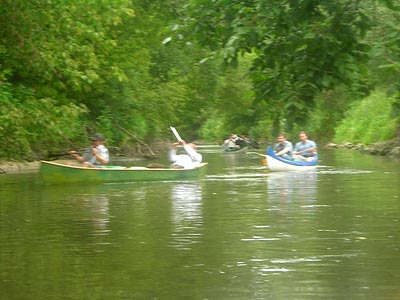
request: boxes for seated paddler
[273,133,293,160]
[292,131,317,161]
[169,140,202,169]
[69,133,109,167]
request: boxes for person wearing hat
[69,133,109,167]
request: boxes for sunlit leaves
[0,0,134,97]
[334,90,397,144]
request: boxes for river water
[1,148,399,300]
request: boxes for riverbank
[325,137,400,158]
[0,161,41,174]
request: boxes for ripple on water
[205,173,269,182]
[241,236,281,241]
[318,168,374,175]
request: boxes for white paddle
[170,126,184,142]
[170,126,201,164]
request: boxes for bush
[334,90,397,144]
[0,83,88,160]
[199,114,225,143]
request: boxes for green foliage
[0,84,30,160]
[0,84,87,160]
[199,115,225,143]
[1,0,135,98]
[0,0,221,158]
[177,0,371,131]
[95,108,117,145]
[199,54,264,142]
[334,91,397,144]
[297,86,356,143]
[1,0,400,162]
[365,2,400,92]
[248,119,275,143]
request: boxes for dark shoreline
[0,161,41,174]
[325,137,400,158]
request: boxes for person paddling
[292,131,317,161]
[273,133,293,160]
[69,133,109,167]
[169,140,202,169]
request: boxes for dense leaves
[0,0,399,160]
[177,0,372,130]
[0,0,219,160]
[1,0,134,96]
[0,83,87,160]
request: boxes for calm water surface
[1,149,400,300]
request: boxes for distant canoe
[223,146,247,153]
[40,161,208,184]
[266,146,318,172]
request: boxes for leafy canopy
[173,0,371,129]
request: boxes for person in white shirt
[222,134,240,151]
[69,133,109,167]
[169,140,202,169]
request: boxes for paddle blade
[170,126,183,142]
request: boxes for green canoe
[40,161,208,184]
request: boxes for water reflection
[39,185,112,251]
[266,171,318,203]
[80,194,110,236]
[169,183,203,251]
[68,192,112,252]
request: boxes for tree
[175,0,371,132]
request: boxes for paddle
[240,137,259,149]
[250,152,268,166]
[45,148,86,161]
[169,126,200,163]
[46,152,70,161]
[170,126,184,142]
[246,138,260,149]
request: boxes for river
[0,148,399,300]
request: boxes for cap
[89,133,105,141]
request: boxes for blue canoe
[265,146,318,171]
